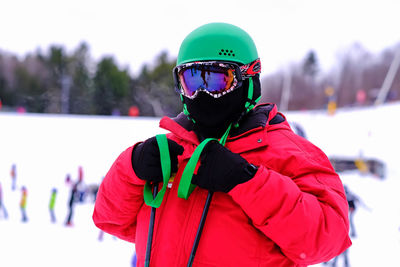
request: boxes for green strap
[180,94,196,123]
[245,77,254,109]
[177,124,232,200]
[143,134,171,208]
[244,77,261,112]
[177,138,217,199]
[219,123,232,146]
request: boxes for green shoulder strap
[177,138,216,199]
[143,134,171,208]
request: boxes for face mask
[184,80,248,138]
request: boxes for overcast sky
[1,0,400,76]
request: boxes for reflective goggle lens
[177,63,238,98]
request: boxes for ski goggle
[173,59,261,99]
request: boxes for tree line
[0,42,181,117]
[0,41,399,117]
[261,42,400,110]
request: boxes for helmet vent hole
[219,49,235,57]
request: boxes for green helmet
[176,22,262,135]
[177,22,259,66]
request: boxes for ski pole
[180,125,232,266]
[144,183,158,267]
[143,134,172,267]
[187,191,213,267]
[176,138,216,267]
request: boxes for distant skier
[10,164,17,191]
[65,167,84,226]
[326,185,364,267]
[76,166,87,203]
[49,188,57,223]
[88,177,102,203]
[290,121,307,139]
[65,173,72,186]
[330,249,350,267]
[131,250,137,267]
[20,186,28,222]
[344,185,361,238]
[98,229,105,241]
[65,182,78,226]
[86,183,99,203]
[0,182,8,219]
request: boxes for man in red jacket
[93,22,351,266]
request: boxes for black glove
[191,141,258,193]
[132,136,184,183]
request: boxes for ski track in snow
[1,103,400,267]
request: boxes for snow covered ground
[1,102,400,267]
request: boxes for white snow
[1,103,399,267]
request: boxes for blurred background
[1,0,399,116]
[1,0,400,266]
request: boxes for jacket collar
[159,103,282,147]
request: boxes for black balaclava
[183,79,252,139]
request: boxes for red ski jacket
[93,103,351,266]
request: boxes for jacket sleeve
[228,130,351,265]
[92,145,145,243]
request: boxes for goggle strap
[240,58,262,77]
[246,96,260,110]
[235,78,259,129]
[248,77,254,101]
[245,77,254,110]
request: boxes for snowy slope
[1,103,400,267]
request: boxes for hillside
[1,102,399,266]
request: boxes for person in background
[65,173,72,186]
[330,248,350,267]
[65,166,85,226]
[65,179,79,226]
[131,250,137,267]
[77,166,86,203]
[93,22,351,266]
[10,164,17,191]
[326,185,364,267]
[49,188,57,223]
[20,186,28,222]
[0,181,8,219]
[344,185,361,238]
